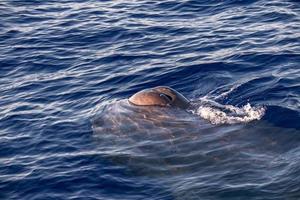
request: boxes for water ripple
[1,0,300,199]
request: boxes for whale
[128,86,190,109]
[92,88,206,177]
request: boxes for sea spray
[193,102,265,124]
[189,84,266,125]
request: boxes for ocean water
[1,0,300,199]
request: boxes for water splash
[190,84,266,125]
[195,102,265,125]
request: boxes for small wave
[197,103,265,125]
[190,98,265,125]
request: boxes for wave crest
[189,81,266,125]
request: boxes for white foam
[189,81,266,125]
[192,102,265,125]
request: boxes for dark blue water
[1,0,300,199]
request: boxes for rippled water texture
[1,0,300,199]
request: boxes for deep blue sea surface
[1,0,300,199]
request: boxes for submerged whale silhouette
[129,86,190,109]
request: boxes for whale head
[129,86,190,109]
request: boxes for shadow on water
[263,105,300,130]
